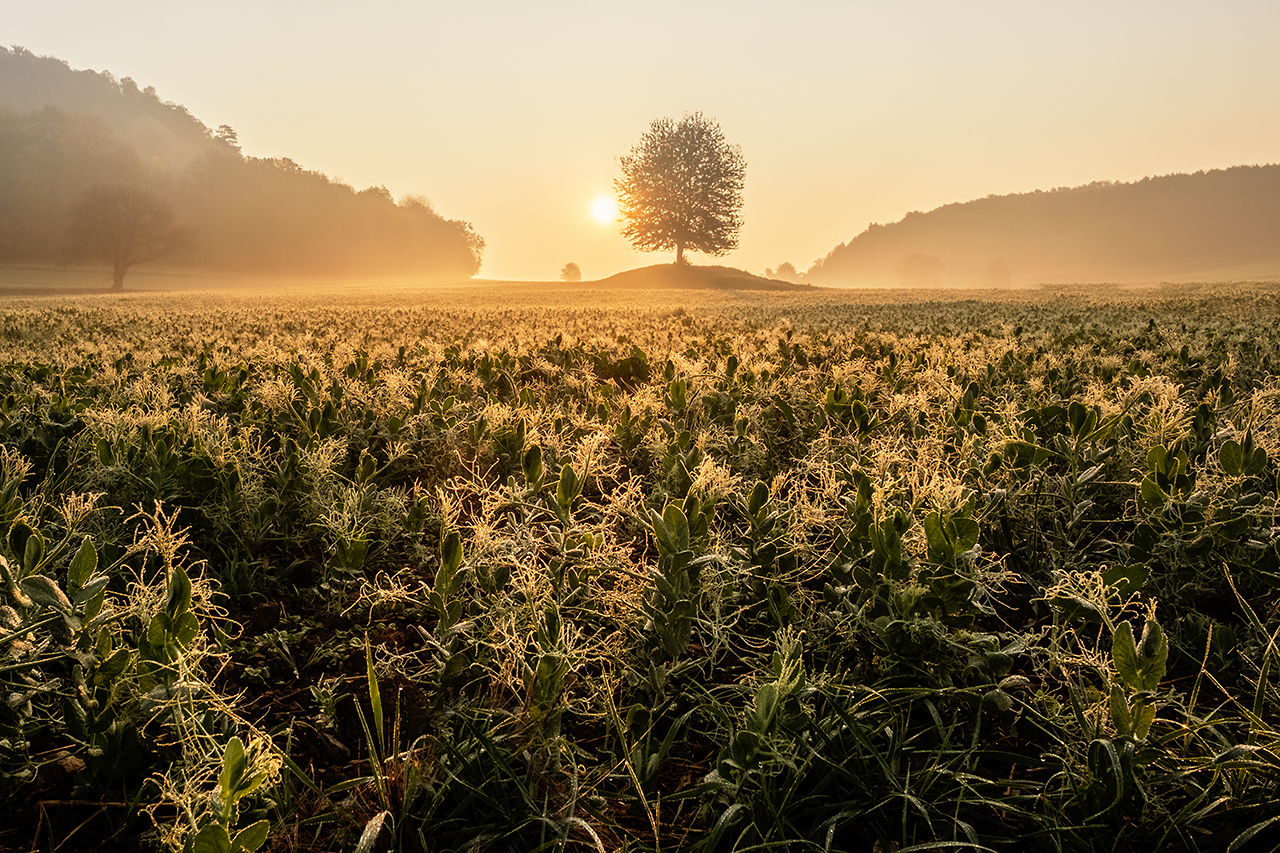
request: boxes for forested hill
[807,164,1280,287]
[0,46,484,278]
[0,45,220,171]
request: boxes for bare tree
[68,185,193,290]
[615,112,745,265]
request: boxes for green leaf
[166,565,193,620]
[1220,439,1245,477]
[1076,465,1103,486]
[172,611,199,648]
[20,575,71,611]
[952,517,980,552]
[1051,595,1103,625]
[1147,444,1168,475]
[97,647,130,682]
[1246,445,1269,477]
[662,504,690,555]
[923,511,949,561]
[219,736,248,807]
[649,509,674,558]
[1135,619,1168,691]
[72,574,109,606]
[95,627,113,659]
[148,612,173,648]
[233,763,267,805]
[1132,698,1156,740]
[1138,476,1167,512]
[83,582,107,621]
[68,538,98,591]
[521,445,543,487]
[1113,619,1167,692]
[753,683,778,731]
[542,606,562,647]
[365,635,384,760]
[1087,737,1127,811]
[1101,564,1148,597]
[556,463,580,509]
[7,521,32,569]
[1068,400,1089,437]
[930,575,977,610]
[747,481,769,518]
[440,530,462,580]
[22,529,44,572]
[1110,684,1132,737]
[191,823,232,853]
[1112,621,1140,689]
[231,819,270,853]
[653,572,678,602]
[982,688,1014,714]
[1006,440,1053,467]
[703,803,748,850]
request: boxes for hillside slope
[0,45,219,170]
[0,46,484,279]
[808,165,1280,287]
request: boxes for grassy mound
[596,262,810,291]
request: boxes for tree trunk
[676,243,685,265]
[111,266,125,291]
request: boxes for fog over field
[4,2,1279,282]
[4,42,1278,289]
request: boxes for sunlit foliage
[2,281,1280,851]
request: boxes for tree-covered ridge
[809,164,1280,287]
[0,46,484,280]
[0,45,220,170]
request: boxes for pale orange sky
[5,1,1279,281]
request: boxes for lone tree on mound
[615,112,745,265]
[68,185,193,290]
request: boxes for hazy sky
[5,1,1279,281]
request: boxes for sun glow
[590,194,618,224]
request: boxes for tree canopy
[615,112,745,265]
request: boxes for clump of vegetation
[3,280,1280,851]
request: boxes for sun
[590,194,618,224]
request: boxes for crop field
[3,279,1280,852]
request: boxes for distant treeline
[808,165,1280,287]
[0,46,484,278]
